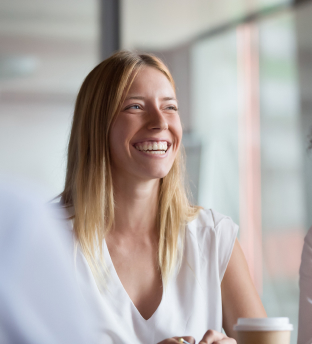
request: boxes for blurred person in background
[298,138,312,344]
[57,50,267,344]
[298,225,312,344]
[298,136,312,344]
[0,179,97,344]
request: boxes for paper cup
[233,317,293,344]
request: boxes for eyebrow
[125,96,177,101]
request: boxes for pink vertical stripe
[237,23,263,294]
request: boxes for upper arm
[221,239,267,338]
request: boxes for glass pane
[259,11,304,344]
[189,9,304,344]
[191,31,240,223]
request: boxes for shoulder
[300,226,312,278]
[0,184,75,260]
[186,208,238,258]
[304,226,312,247]
[47,202,76,247]
[185,208,239,281]
[187,208,238,237]
[49,201,74,223]
[301,226,312,263]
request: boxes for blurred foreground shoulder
[0,180,97,344]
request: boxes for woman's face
[109,66,182,182]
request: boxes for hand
[157,336,195,344]
[199,330,236,344]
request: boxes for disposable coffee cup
[233,317,293,344]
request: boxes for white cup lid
[233,317,293,331]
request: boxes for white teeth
[143,150,165,155]
[134,141,168,153]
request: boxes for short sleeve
[210,209,239,282]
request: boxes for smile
[134,141,169,155]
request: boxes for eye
[126,104,141,110]
[166,105,178,111]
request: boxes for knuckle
[206,329,215,335]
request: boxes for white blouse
[67,208,239,343]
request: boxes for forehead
[126,66,176,97]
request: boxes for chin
[141,167,171,180]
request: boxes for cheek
[109,123,127,165]
[110,116,129,146]
[171,118,183,147]
[109,116,138,160]
[111,114,141,141]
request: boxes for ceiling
[0,0,292,99]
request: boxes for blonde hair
[61,50,201,287]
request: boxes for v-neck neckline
[103,239,165,323]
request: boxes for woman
[60,51,266,343]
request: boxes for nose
[147,107,168,131]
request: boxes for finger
[173,336,196,344]
[157,338,180,344]
[211,340,236,344]
[198,329,227,344]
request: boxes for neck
[112,174,160,239]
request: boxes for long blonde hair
[61,50,201,287]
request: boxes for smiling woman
[61,52,198,287]
[109,66,182,181]
[59,51,266,344]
